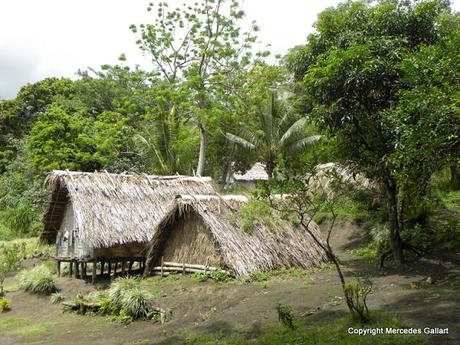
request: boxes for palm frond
[286,135,322,153]
[280,117,309,146]
[224,132,256,150]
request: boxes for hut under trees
[144,194,328,277]
[40,170,216,282]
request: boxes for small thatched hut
[144,195,327,277]
[40,170,216,281]
[232,162,269,188]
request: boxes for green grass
[440,190,460,210]
[163,314,427,345]
[349,243,379,263]
[8,321,60,337]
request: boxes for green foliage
[237,199,276,233]
[275,302,295,329]
[66,277,160,323]
[344,277,373,321]
[0,242,25,295]
[191,272,209,282]
[167,314,426,345]
[0,297,10,312]
[209,270,233,283]
[225,92,320,177]
[249,271,270,282]
[19,265,57,295]
[50,292,65,304]
[349,243,379,263]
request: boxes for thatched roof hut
[40,170,216,262]
[233,163,268,182]
[145,194,327,277]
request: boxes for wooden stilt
[114,261,117,275]
[121,261,126,275]
[128,261,133,274]
[82,263,87,279]
[100,261,105,275]
[92,260,96,284]
[108,261,112,275]
[57,261,61,277]
[75,262,80,279]
[69,261,73,277]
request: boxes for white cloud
[0,0,458,99]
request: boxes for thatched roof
[40,170,216,248]
[233,162,269,181]
[146,194,328,277]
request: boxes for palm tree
[225,92,320,178]
[134,107,182,175]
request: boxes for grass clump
[191,270,233,283]
[349,243,379,263]
[0,296,10,312]
[19,265,57,295]
[66,277,164,323]
[50,292,65,304]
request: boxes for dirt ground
[1,222,459,345]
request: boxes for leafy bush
[19,265,57,295]
[275,303,295,329]
[344,277,373,321]
[191,272,209,282]
[0,297,10,312]
[0,242,25,295]
[349,243,379,263]
[209,270,232,282]
[50,292,65,304]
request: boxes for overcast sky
[1,0,459,100]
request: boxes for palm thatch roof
[233,162,269,181]
[40,170,216,248]
[146,194,328,277]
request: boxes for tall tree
[287,0,457,265]
[130,0,264,176]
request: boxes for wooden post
[92,260,96,284]
[75,262,80,279]
[182,262,186,275]
[114,261,117,275]
[128,261,133,274]
[108,260,112,275]
[69,261,73,277]
[56,260,61,277]
[204,257,209,275]
[160,256,164,278]
[100,261,105,275]
[82,263,87,279]
[121,260,126,276]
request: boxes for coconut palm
[225,92,320,178]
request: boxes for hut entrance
[155,212,222,268]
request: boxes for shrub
[275,303,295,329]
[0,242,25,295]
[19,265,57,295]
[0,297,10,312]
[210,270,232,282]
[344,277,373,321]
[50,292,65,304]
[191,272,209,282]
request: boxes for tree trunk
[196,123,206,176]
[450,162,460,190]
[385,178,404,267]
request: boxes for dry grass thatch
[233,162,269,181]
[146,194,328,277]
[40,170,216,248]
